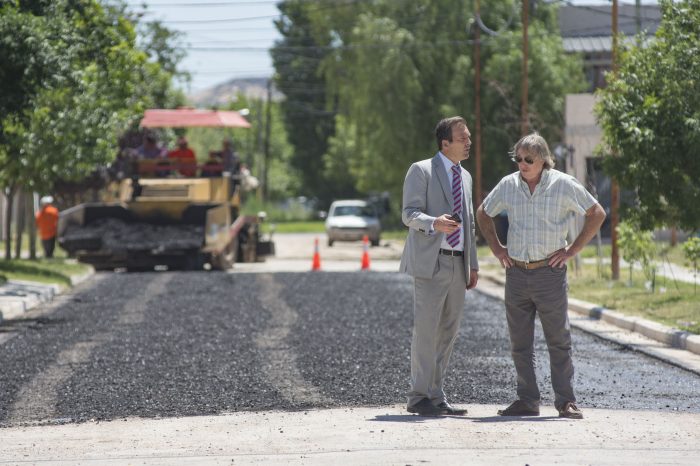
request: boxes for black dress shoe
[437,401,467,415]
[407,398,442,416]
[497,399,540,416]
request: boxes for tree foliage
[272,0,586,208]
[0,0,185,190]
[0,0,186,258]
[682,236,700,294]
[596,0,700,231]
[271,0,337,203]
[617,220,656,286]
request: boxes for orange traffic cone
[311,237,322,271]
[360,235,371,271]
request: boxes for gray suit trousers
[408,253,467,407]
[504,265,575,409]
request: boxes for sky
[121,0,283,93]
[120,0,659,94]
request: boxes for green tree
[682,237,700,294]
[0,0,184,259]
[617,220,657,289]
[186,93,297,203]
[596,0,700,231]
[481,24,587,188]
[271,0,585,211]
[320,0,584,205]
[271,0,337,204]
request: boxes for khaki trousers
[504,265,575,409]
[408,253,466,407]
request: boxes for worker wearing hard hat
[35,196,59,258]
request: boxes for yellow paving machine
[58,109,274,271]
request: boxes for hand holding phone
[449,213,461,223]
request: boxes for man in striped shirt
[476,132,605,419]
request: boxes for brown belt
[512,258,549,270]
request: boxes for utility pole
[262,78,272,202]
[474,0,483,207]
[521,0,529,136]
[611,0,620,280]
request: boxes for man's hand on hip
[492,245,513,268]
[548,247,574,268]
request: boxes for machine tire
[371,237,380,247]
[327,238,334,247]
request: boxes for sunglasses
[510,155,535,165]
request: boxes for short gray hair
[509,132,555,169]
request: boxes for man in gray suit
[400,116,479,416]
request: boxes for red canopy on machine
[140,108,251,128]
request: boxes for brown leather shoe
[558,402,583,419]
[437,401,467,415]
[497,399,540,416]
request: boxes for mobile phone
[449,213,461,223]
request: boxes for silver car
[325,200,381,247]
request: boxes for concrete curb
[479,270,700,357]
[0,268,95,324]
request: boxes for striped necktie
[446,164,462,248]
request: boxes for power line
[189,69,275,74]
[161,14,280,24]
[121,1,278,6]
[179,26,279,32]
[187,38,279,45]
[130,0,373,24]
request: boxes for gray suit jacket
[399,153,478,280]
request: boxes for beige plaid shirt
[482,169,598,261]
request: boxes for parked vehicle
[325,200,381,247]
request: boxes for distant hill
[187,77,283,107]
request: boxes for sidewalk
[0,269,93,323]
[1,403,699,465]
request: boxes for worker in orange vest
[167,136,197,177]
[35,196,59,258]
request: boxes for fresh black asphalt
[0,271,698,426]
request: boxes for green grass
[260,221,410,238]
[0,237,70,259]
[480,263,700,334]
[0,258,91,286]
[577,241,691,268]
[480,250,700,334]
[567,264,700,334]
[264,221,325,233]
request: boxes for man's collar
[438,151,459,170]
[518,168,550,187]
